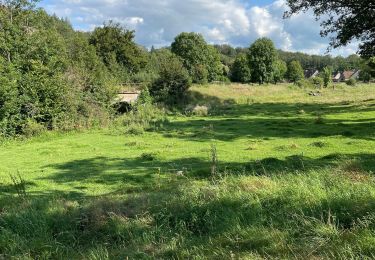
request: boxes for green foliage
[346,78,357,86]
[322,67,333,88]
[272,59,287,83]
[192,64,209,84]
[89,21,147,74]
[287,60,304,83]
[278,50,362,72]
[311,76,324,88]
[150,54,192,104]
[248,38,277,84]
[136,87,153,106]
[171,32,223,83]
[230,53,251,83]
[0,1,116,137]
[285,0,375,57]
[119,103,167,134]
[359,57,375,82]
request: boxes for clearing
[1,83,375,259]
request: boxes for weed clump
[140,152,159,161]
[310,141,328,148]
[314,115,324,124]
[186,104,209,116]
[116,103,167,135]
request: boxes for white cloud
[41,0,358,56]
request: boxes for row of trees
[1,0,374,137]
[0,1,148,137]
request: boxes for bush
[136,87,153,106]
[296,79,314,88]
[22,119,46,137]
[150,55,192,104]
[311,77,324,88]
[192,105,209,116]
[346,78,357,86]
[117,103,167,134]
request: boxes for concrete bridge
[116,90,141,104]
[115,83,143,104]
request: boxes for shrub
[125,124,145,135]
[296,79,314,88]
[136,87,153,106]
[192,105,209,116]
[346,78,357,86]
[322,67,333,88]
[140,152,160,161]
[150,55,192,104]
[119,103,167,134]
[311,77,324,88]
[22,119,46,137]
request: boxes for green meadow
[1,83,375,259]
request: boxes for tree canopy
[287,60,304,83]
[284,0,375,57]
[171,32,223,83]
[248,38,277,84]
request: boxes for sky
[39,0,359,56]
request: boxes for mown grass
[0,83,375,259]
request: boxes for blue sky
[39,0,358,56]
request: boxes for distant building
[333,72,341,82]
[340,70,361,81]
[304,69,319,79]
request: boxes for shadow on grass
[1,158,375,259]
[28,152,375,194]
[160,96,375,141]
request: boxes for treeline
[214,44,363,72]
[0,1,154,137]
[1,1,374,137]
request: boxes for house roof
[341,70,355,80]
[304,70,319,78]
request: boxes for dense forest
[0,1,374,138]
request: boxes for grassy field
[1,83,375,259]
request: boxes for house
[304,69,319,79]
[333,72,341,82]
[340,70,361,81]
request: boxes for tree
[89,21,147,74]
[272,60,287,84]
[248,38,277,84]
[359,57,375,82]
[171,32,223,83]
[230,53,251,83]
[284,0,375,57]
[287,61,304,83]
[322,67,333,88]
[150,54,192,104]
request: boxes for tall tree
[322,67,333,88]
[89,21,147,74]
[284,0,375,57]
[171,32,223,83]
[272,59,288,84]
[248,38,277,84]
[230,53,251,83]
[287,60,304,83]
